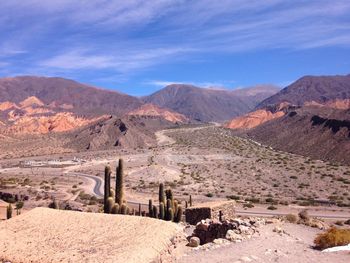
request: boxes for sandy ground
[177,223,350,263]
[0,208,182,263]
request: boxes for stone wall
[185,201,236,225]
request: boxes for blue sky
[0,0,349,96]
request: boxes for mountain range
[226,73,350,164]
[0,74,349,164]
[143,84,279,122]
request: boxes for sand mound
[0,208,181,263]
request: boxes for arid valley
[1,1,350,262]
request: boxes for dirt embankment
[0,208,182,263]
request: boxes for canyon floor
[1,124,350,216]
[0,124,350,262]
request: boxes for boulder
[188,236,200,247]
[225,230,243,242]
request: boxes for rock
[232,218,244,225]
[250,255,259,260]
[309,219,328,230]
[213,238,228,244]
[226,229,243,242]
[240,256,252,262]
[188,237,200,247]
[265,249,272,255]
[196,222,209,231]
[238,225,255,236]
[266,218,281,224]
[273,226,283,234]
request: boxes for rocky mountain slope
[0,96,105,134]
[245,106,350,164]
[257,74,350,109]
[68,115,176,151]
[0,76,142,116]
[225,109,285,130]
[127,103,188,123]
[226,73,350,164]
[143,84,278,122]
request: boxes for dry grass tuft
[314,227,350,249]
[285,214,298,223]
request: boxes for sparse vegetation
[314,227,350,249]
[285,214,298,223]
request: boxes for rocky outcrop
[143,84,278,122]
[127,103,188,123]
[4,112,102,134]
[257,74,350,109]
[225,110,285,130]
[191,217,263,245]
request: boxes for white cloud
[145,80,236,88]
[1,0,350,77]
[39,46,193,72]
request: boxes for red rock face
[127,103,188,123]
[0,96,106,134]
[225,109,285,130]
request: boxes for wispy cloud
[145,80,236,89]
[0,0,349,81]
[39,46,193,72]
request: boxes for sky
[0,0,349,96]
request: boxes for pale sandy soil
[0,208,182,263]
[177,223,350,263]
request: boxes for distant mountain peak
[257,74,350,109]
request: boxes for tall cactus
[166,189,175,211]
[138,203,141,216]
[120,203,127,214]
[115,159,124,206]
[111,204,119,214]
[152,205,158,218]
[174,205,183,223]
[6,204,12,219]
[107,197,115,213]
[148,199,153,217]
[189,195,192,207]
[174,200,178,216]
[159,183,166,206]
[167,208,174,221]
[166,189,173,202]
[159,202,165,220]
[109,188,115,198]
[166,199,172,220]
[53,200,59,210]
[104,165,111,213]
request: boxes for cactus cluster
[102,158,184,223]
[159,184,183,222]
[103,158,129,215]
